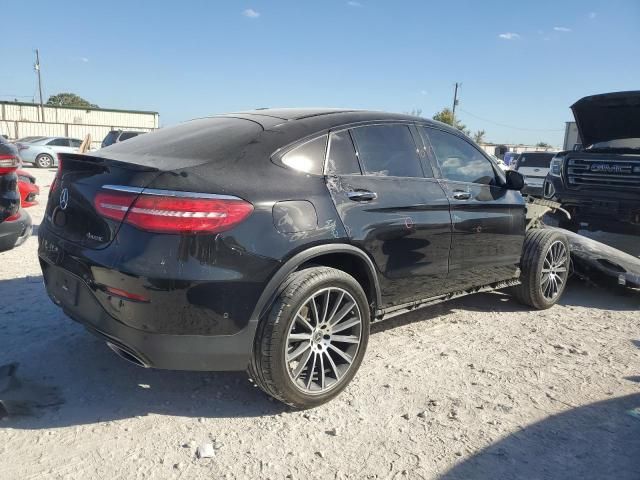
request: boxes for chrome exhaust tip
[106,342,149,368]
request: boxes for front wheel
[35,154,53,168]
[513,229,570,309]
[249,266,370,408]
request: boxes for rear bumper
[40,259,256,371]
[0,209,32,252]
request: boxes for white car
[17,137,82,168]
[512,151,557,196]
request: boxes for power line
[458,108,564,132]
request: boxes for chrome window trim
[102,185,242,201]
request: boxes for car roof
[217,108,453,133]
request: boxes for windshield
[17,136,46,143]
[589,138,640,150]
[101,131,120,148]
[516,152,555,168]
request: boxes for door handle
[452,190,471,200]
[347,190,377,202]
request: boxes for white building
[478,142,561,158]
[0,101,159,148]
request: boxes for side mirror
[505,170,525,191]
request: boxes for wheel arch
[249,243,381,326]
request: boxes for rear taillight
[0,155,20,174]
[17,144,29,151]
[94,189,253,234]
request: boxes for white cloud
[242,8,260,18]
[80,57,89,63]
[498,32,520,40]
[588,12,597,19]
[347,1,362,6]
[420,90,428,96]
[553,26,572,32]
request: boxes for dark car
[544,91,640,232]
[101,130,146,149]
[38,109,569,407]
[0,137,32,252]
[512,151,557,197]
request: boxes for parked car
[512,151,557,196]
[17,136,82,168]
[503,151,520,167]
[544,91,640,233]
[491,155,509,171]
[101,130,146,148]
[39,109,569,408]
[17,169,39,207]
[0,137,32,252]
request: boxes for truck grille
[566,157,640,190]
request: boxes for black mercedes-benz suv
[39,109,569,407]
[544,91,640,233]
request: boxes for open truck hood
[571,91,640,147]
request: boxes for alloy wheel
[37,155,52,168]
[541,240,569,300]
[285,287,363,395]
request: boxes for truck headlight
[550,156,563,176]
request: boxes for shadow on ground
[440,393,640,480]
[0,273,637,430]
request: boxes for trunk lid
[45,154,160,249]
[571,91,640,147]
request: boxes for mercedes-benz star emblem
[59,188,69,210]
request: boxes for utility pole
[34,49,44,122]
[451,82,460,126]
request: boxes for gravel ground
[1,168,639,480]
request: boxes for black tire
[513,229,570,310]
[248,266,370,408]
[35,154,53,168]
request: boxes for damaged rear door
[325,123,452,307]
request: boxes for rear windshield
[516,152,555,168]
[95,117,263,170]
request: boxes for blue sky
[2,0,639,145]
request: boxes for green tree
[473,129,486,143]
[432,108,470,135]
[46,93,98,108]
[536,141,552,149]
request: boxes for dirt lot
[1,168,639,480]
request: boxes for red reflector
[0,155,19,174]
[94,189,254,234]
[105,286,149,302]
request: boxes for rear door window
[70,139,82,148]
[427,128,498,185]
[350,124,424,178]
[47,138,70,147]
[326,130,361,175]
